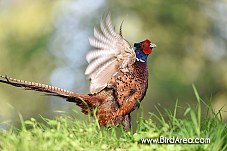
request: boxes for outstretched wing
[85,14,136,94]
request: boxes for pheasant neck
[135,48,148,62]
[133,60,148,101]
[134,60,148,76]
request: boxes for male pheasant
[0,15,156,130]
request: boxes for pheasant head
[134,39,156,62]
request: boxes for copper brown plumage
[0,14,156,130]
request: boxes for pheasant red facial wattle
[141,39,152,54]
[0,14,156,131]
[140,39,157,55]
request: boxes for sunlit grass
[0,87,226,151]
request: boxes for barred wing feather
[85,15,136,94]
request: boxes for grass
[0,87,226,151]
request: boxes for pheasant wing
[85,14,136,94]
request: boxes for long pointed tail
[0,75,105,114]
[0,75,77,98]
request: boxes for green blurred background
[0,0,226,129]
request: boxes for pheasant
[0,14,156,130]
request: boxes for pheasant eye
[141,43,147,48]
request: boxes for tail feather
[0,75,76,98]
[0,75,106,114]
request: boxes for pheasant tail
[0,75,104,114]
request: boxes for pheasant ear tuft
[134,43,140,48]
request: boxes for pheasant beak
[150,43,157,48]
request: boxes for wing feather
[90,59,116,93]
[89,38,112,50]
[85,14,136,94]
[100,19,112,40]
[85,55,114,75]
[86,49,115,63]
[106,14,117,36]
[94,28,112,45]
